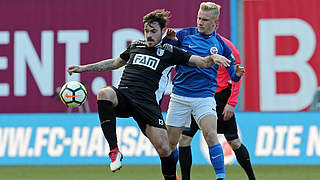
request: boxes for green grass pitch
[0,165,319,180]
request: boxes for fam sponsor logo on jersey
[210,46,218,55]
[133,54,160,70]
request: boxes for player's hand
[222,104,234,121]
[67,65,84,75]
[166,28,178,41]
[235,64,245,77]
[211,54,230,67]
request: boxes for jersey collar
[197,29,217,39]
[154,40,163,48]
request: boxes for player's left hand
[166,28,178,41]
[235,64,245,77]
[222,104,235,120]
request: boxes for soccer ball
[59,81,87,108]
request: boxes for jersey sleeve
[218,37,241,82]
[119,44,131,61]
[171,46,192,65]
[227,44,242,107]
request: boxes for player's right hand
[211,54,230,67]
[222,104,235,120]
[67,65,84,75]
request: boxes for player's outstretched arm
[187,54,231,68]
[67,56,127,75]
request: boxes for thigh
[145,125,171,156]
[191,96,217,125]
[215,88,238,136]
[167,125,185,150]
[215,89,230,116]
[181,115,200,137]
[198,114,218,133]
[221,115,239,140]
[132,100,166,134]
[217,110,238,135]
[110,86,132,117]
[166,93,192,127]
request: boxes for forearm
[231,72,241,82]
[82,59,117,72]
[227,78,242,107]
[188,55,214,68]
[202,56,215,68]
[227,64,241,82]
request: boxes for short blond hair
[199,2,221,20]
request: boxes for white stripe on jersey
[155,66,173,104]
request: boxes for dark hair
[143,9,171,29]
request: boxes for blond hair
[199,2,221,20]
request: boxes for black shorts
[111,86,166,134]
[182,87,239,141]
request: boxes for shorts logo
[133,54,160,70]
[159,119,164,125]
[157,48,164,56]
[210,46,218,55]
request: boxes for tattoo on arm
[117,58,127,67]
[84,59,118,72]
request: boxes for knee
[97,87,116,101]
[202,128,217,140]
[168,144,175,152]
[157,143,171,157]
[179,135,193,147]
[202,128,219,146]
[228,138,242,150]
[168,140,178,152]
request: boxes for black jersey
[119,40,192,102]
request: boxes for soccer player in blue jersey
[178,36,256,180]
[163,2,245,180]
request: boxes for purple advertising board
[0,0,230,113]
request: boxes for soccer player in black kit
[67,9,231,180]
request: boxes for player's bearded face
[144,22,164,47]
[197,10,216,35]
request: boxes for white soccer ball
[59,81,87,108]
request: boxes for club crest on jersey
[210,46,218,55]
[157,48,164,56]
[133,54,160,70]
